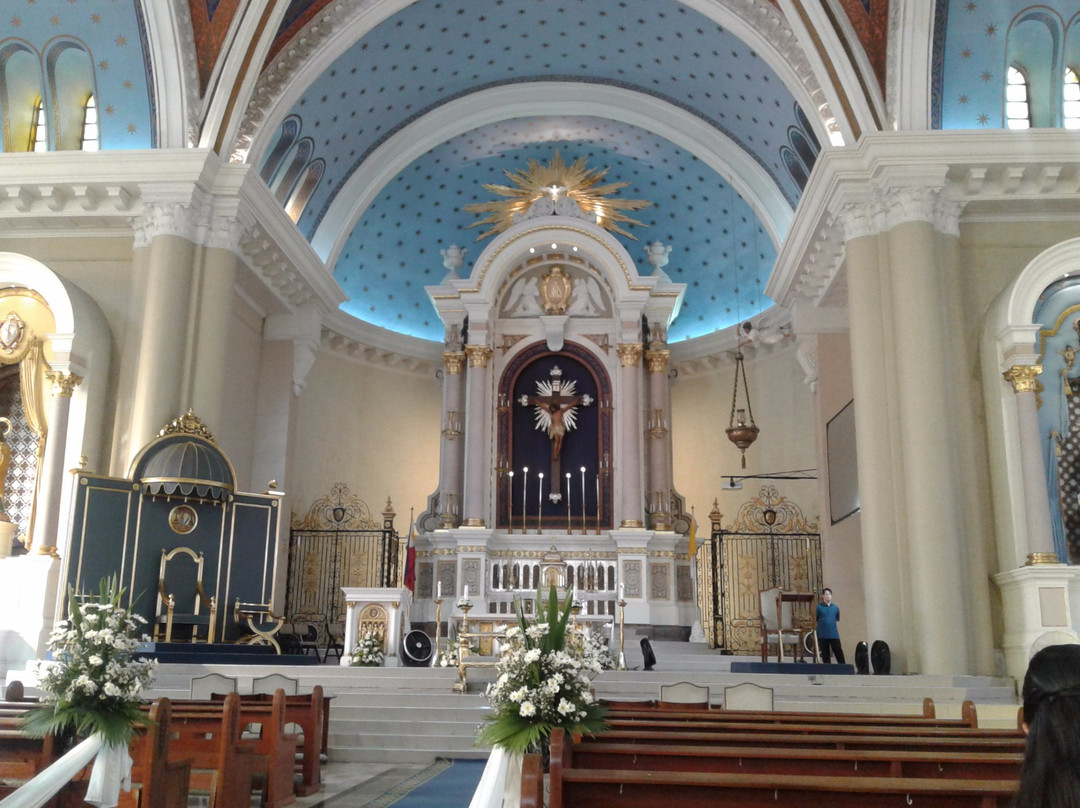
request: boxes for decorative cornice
[1003,364,1043,394]
[232,0,368,162]
[617,343,643,367]
[133,200,199,247]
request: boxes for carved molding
[617,343,643,367]
[1003,364,1042,395]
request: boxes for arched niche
[983,237,1080,570]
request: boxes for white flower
[509,687,528,703]
[519,701,536,717]
[524,649,541,663]
[88,655,103,666]
[558,698,576,716]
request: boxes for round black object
[403,630,433,667]
[870,640,891,675]
[854,641,869,674]
[639,637,657,671]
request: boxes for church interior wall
[812,330,868,654]
[671,344,817,529]
[292,350,442,528]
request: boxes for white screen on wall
[827,399,860,524]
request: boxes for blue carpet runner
[367,758,486,808]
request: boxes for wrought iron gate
[285,484,402,621]
[696,486,821,654]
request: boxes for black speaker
[854,641,869,674]
[403,630,433,667]
[870,640,891,675]
[640,637,657,671]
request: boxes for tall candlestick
[580,467,587,533]
[565,472,572,533]
[596,474,601,533]
[522,467,529,534]
[507,470,514,533]
[537,472,544,533]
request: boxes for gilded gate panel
[695,486,822,654]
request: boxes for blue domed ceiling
[334,118,776,342]
[265,0,817,345]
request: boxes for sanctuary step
[135,642,321,666]
[6,640,1021,766]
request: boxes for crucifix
[519,366,593,502]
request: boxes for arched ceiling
[256,0,816,344]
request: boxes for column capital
[45,371,83,397]
[443,351,466,374]
[1003,364,1043,394]
[644,349,670,373]
[132,199,199,248]
[617,343,643,367]
[465,344,493,368]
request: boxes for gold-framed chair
[154,547,217,643]
[758,587,813,663]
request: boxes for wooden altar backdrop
[696,486,822,654]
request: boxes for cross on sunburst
[464,151,651,241]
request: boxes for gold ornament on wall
[464,151,650,241]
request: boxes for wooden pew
[120,699,191,808]
[566,738,1022,780]
[602,716,1021,741]
[548,728,1018,808]
[0,700,57,797]
[595,727,1026,754]
[604,697,982,728]
[156,692,260,808]
[163,690,298,808]
[190,687,325,795]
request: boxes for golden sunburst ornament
[463,151,651,241]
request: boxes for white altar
[341,586,412,667]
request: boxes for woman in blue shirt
[816,588,845,664]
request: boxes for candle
[507,470,514,531]
[522,467,529,534]
[580,467,587,532]
[619,582,625,600]
[538,472,544,531]
[566,472,572,531]
[437,581,442,599]
[464,584,469,598]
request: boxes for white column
[644,348,672,530]
[439,351,467,528]
[31,372,81,556]
[885,202,969,674]
[462,344,493,527]
[189,232,241,433]
[1002,365,1058,563]
[128,203,197,457]
[836,206,910,668]
[616,344,644,528]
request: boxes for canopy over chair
[759,587,813,663]
[155,546,218,643]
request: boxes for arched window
[272,138,314,204]
[0,43,43,152]
[46,41,95,150]
[260,116,301,184]
[1006,66,1032,129]
[781,147,809,191]
[80,94,99,151]
[29,96,48,151]
[285,159,324,223]
[1065,67,1080,129]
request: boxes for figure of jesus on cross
[519,366,593,502]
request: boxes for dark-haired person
[815,588,845,664]
[1014,643,1080,808]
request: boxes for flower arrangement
[24,576,157,746]
[476,586,607,754]
[350,632,385,666]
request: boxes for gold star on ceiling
[126,123,136,134]
[463,150,650,241]
[11,16,20,26]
